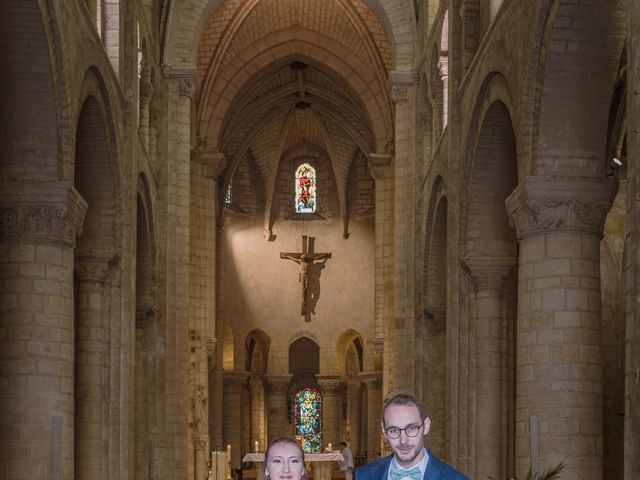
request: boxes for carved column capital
[460,256,517,292]
[372,339,384,360]
[223,371,250,392]
[195,150,227,179]
[0,183,87,246]
[75,253,120,284]
[389,70,418,103]
[265,374,292,395]
[317,376,341,396]
[506,176,618,239]
[359,373,381,390]
[163,64,198,98]
[249,375,264,392]
[369,153,393,181]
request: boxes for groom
[356,394,467,480]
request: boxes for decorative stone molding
[223,371,250,392]
[0,183,87,246]
[265,375,292,395]
[423,304,446,332]
[389,70,418,103]
[196,150,227,179]
[369,153,393,181]
[75,254,121,284]
[359,373,381,390]
[317,377,341,396]
[460,256,517,292]
[206,337,217,360]
[372,338,384,360]
[162,64,198,98]
[506,176,618,239]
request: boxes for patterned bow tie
[389,466,422,480]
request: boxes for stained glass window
[224,181,232,204]
[294,387,322,453]
[295,163,316,213]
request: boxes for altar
[242,452,344,480]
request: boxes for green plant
[488,462,565,480]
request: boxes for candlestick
[254,440,259,453]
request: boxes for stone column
[346,378,361,452]
[361,373,382,462]
[506,176,617,479]
[249,376,266,452]
[462,257,516,480]
[158,65,196,477]
[369,153,393,392]
[0,183,86,480]
[628,3,640,478]
[223,372,249,469]
[75,255,119,480]
[318,377,341,448]
[265,375,292,442]
[437,57,449,130]
[390,70,418,394]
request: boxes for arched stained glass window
[294,387,322,452]
[295,163,316,213]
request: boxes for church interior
[1,0,640,479]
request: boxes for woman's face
[265,443,305,480]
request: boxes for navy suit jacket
[355,451,468,480]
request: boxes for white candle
[327,442,332,452]
[254,440,259,453]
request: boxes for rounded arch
[336,330,364,377]
[246,329,271,374]
[0,0,62,181]
[527,0,626,176]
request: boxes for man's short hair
[383,394,427,426]
[339,441,347,447]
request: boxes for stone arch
[463,97,518,480]
[200,34,391,152]
[420,176,448,459]
[73,69,120,480]
[0,0,62,182]
[246,329,271,374]
[526,0,626,176]
[134,172,158,480]
[336,330,364,377]
[289,335,320,375]
[162,0,416,71]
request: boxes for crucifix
[280,235,332,316]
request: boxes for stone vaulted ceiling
[195,0,394,238]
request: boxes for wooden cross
[280,235,332,316]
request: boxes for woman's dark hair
[264,437,306,480]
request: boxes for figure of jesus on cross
[280,235,331,316]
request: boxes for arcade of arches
[2,1,640,480]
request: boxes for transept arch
[336,330,364,377]
[246,329,271,374]
[525,0,626,176]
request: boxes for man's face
[382,403,431,468]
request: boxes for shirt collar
[388,448,429,478]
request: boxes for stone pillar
[628,3,640,478]
[346,378,361,452]
[369,153,393,390]
[318,377,341,448]
[158,65,196,478]
[249,376,266,452]
[462,257,516,480]
[437,57,449,130]
[0,183,87,480]
[194,437,208,480]
[75,255,119,480]
[223,372,249,469]
[422,305,446,458]
[361,373,382,462]
[265,375,291,442]
[390,70,418,394]
[506,176,617,479]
